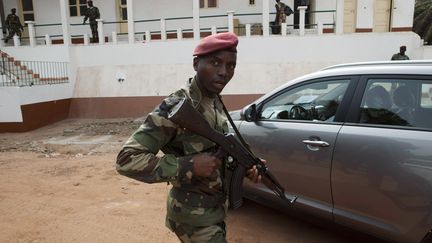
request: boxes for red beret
[193,32,239,56]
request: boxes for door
[344,0,356,33]
[373,0,391,32]
[17,0,34,38]
[240,77,354,219]
[332,76,432,242]
[117,0,128,34]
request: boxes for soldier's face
[11,9,16,14]
[194,50,237,97]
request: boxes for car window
[359,78,432,129]
[421,83,432,108]
[259,79,350,122]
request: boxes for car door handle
[302,140,330,147]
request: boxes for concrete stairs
[0,51,67,86]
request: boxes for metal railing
[0,54,69,87]
[0,9,336,46]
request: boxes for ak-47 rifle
[166,98,296,209]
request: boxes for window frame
[256,76,357,124]
[345,74,432,131]
[69,0,87,17]
[200,0,218,8]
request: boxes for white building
[0,0,431,132]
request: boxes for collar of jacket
[187,76,207,108]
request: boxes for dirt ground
[0,119,386,243]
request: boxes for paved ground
[0,119,387,243]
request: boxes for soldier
[83,0,100,43]
[4,8,24,43]
[391,45,410,61]
[275,0,288,26]
[116,32,264,242]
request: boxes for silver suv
[232,61,432,243]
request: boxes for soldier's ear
[193,57,199,71]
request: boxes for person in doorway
[391,45,410,61]
[83,0,100,43]
[275,0,288,26]
[4,8,24,43]
[116,32,265,242]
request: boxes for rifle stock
[167,98,295,209]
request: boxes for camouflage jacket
[84,6,100,23]
[391,53,410,61]
[116,77,229,226]
[5,14,22,29]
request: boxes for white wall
[0,87,22,122]
[70,32,423,99]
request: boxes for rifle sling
[217,95,251,153]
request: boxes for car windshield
[259,80,350,121]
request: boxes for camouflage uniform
[83,6,100,42]
[391,53,410,61]
[275,2,287,24]
[5,13,23,43]
[116,77,230,243]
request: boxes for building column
[25,21,36,47]
[193,0,200,40]
[227,10,235,33]
[298,6,308,36]
[335,0,344,34]
[45,34,52,46]
[160,18,166,40]
[97,19,104,44]
[127,0,135,44]
[59,0,70,46]
[262,0,269,37]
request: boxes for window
[21,0,34,21]
[120,0,127,21]
[359,78,432,129]
[249,0,255,5]
[200,0,217,8]
[69,0,87,17]
[259,79,350,122]
[421,84,432,108]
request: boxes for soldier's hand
[246,159,266,183]
[192,153,222,177]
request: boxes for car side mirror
[242,104,258,122]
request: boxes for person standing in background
[83,1,101,43]
[4,8,24,43]
[391,46,410,61]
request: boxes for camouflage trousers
[5,27,21,41]
[166,218,227,243]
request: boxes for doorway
[343,0,357,33]
[373,0,392,32]
[117,0,128,34]
[17,0,34,38]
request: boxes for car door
[332,75,432,243]
[239,77,356,219]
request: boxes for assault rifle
[166,98,296,209]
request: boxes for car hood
[229,109,242,121]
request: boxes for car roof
[254,60,432,105]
